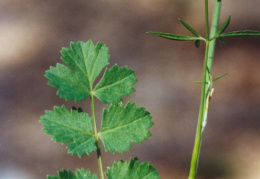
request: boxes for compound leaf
[147,32,202,41]
[93,65,137,104]
[47,169,97,179]
[40,106,96,157]
[45,40,110,102]
[99,102,153,153]
[106,158,160,179]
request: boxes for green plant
[41,1,260,178]
[148,0,260,178]
[40,40,160,178]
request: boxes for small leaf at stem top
[106,158,160,179]
[99,102,153,153]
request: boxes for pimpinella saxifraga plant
[40,40,161,179]
[148,0,260,178]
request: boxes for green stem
[90,93,104,179]
[207,0,222,71]
[188,1,222,179]
[188,40,210,179]
[205,0,210,40]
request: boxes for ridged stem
[207,0,222,71]
[188,40,210,179]
[188,0,222,178]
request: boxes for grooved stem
[188,0,222,178]
[188,40,210,179]
[207,1,222,71]
[90,93,104,179]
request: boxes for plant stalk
[90,93,105,179]
[188,40,210,179]
[207,0,222,71]
[188,0,222,179]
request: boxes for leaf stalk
[90,93,105,179]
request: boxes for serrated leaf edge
[40,105,97,157]
[93,64,137,104]
[98,102,153,153]
[106,158,160,179]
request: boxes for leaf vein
[52,73,89,93]
[70,136,96,152]
[66,49,88,79]
[99,115,148,135]
[44,117,94,137]
[94,73,133,92]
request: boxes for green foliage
[94,65,137,104]
[40,106,96,157]
[147,1,260,178]
[106,158,160,179]
[47,169,97,179]
[147,31,202,41]
[99,102,153,153]
[41,40,159,178]
[213,16,231,38]
[41,1,260,178]
[147,31,205,49]
[147,19,206,48]
[148,15,260,48]
[47,159,160,179]
[45,40,137,104]
[179,19,202,48]
[213,73,228,81]
[40,102,153,156]
[45,41,109,102]
[218,30,260,37]
[194,40,201,48]
[216,30,260,45]
[178,18,201,37]
[218,37,226,46]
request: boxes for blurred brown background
[0,0,260,178]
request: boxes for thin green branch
[188,41,210,179]
[208,0,222,71]
[188,0,222,178]
[205,0,209,40]
[90,93,104,179]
